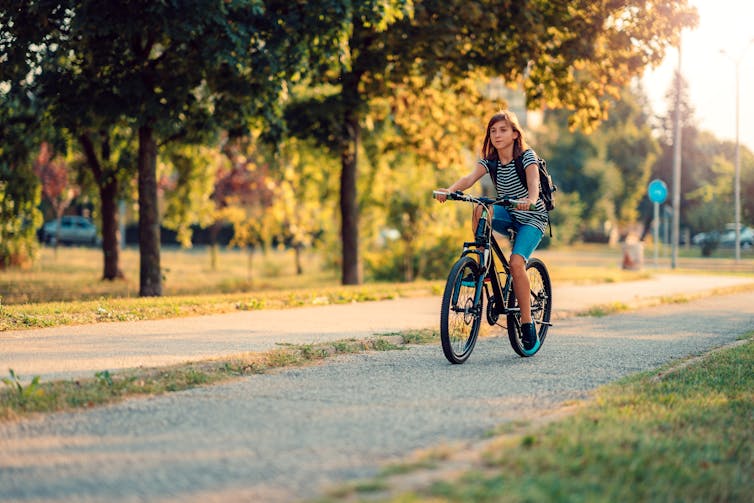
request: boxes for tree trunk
[137,125,162,296]
[294,244,303,275]
[403,239,414,282]
[340,76,362,285]
[100,178,123,280]
[209,221,221,271]
[79,132,123,280]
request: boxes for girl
[435,110,548,353]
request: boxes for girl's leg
[510,254,532,323]
[472,204,483,233]
[509,224,544,325]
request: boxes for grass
[0,329,437,422]
[322,334,754,502]
[0,281,444,331]
[0,245,673,332]
[1,245,339,305]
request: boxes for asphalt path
[2,274,753,383]
[1,278,754,502]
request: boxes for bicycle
[433,190,553,363]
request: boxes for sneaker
[521,322,539,351]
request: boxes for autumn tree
[287,0,697,284]
[214,137,280,281]
[160,144,226,251]
[33,142,80,249]
[276,138,339,276]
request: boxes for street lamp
[721,37,754,262]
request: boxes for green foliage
[537,85,660,242]
[1,369,44,407]
[647,72,754,238]
[685,155,734,233]
[365,232,461,282]
[0,92,44,268]
[94,370,114,388]
[287,0,696,283]
[161,144,226,247]
[544,191,585,246]
[275,137,340,252]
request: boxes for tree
[0,91,44,268]
[287,0,697,284]
[33,142,79,251]
[596,86,660,237]
[77,127,137,280]
[276,138,339,276]
[160,143,225,250]
[538,84,659,244]
[4,1,339,295]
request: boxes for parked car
[691,230,718,246]
[41,216,99,246]
[719,224,754,249]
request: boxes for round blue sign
[648,179,668,204]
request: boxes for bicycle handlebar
[432,190,535,210]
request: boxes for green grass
[323,335,754,502]
[1,245,339,305]
[0,282,444,331]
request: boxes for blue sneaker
[521,322,540,353]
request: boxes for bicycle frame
[458,201,518,324]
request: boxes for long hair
[481,110,529,161]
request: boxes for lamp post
[721,37,754,262]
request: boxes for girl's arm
[517,161,541,210]
[435,162,487,202]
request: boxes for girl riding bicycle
[435,110,548,352]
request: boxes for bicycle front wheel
[440,255,483,364]
[507,257,552,357]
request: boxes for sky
[641,0,754,152]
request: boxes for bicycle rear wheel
[440,255,483,364]
[506,258,552,357]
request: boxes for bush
[364,232,462,282]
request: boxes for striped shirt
[479,148,549,234]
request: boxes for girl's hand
[433,189,450,203]
[515,198,536,211]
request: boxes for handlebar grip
[502,198,537,211]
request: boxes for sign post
[648,179,668,267]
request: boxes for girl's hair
[481,110,529,161]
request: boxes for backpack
[488,152,557,235]
[487,153,557,212]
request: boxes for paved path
[2,274,753,383]
[1,284,753,502]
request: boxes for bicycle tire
[440,255,483,364]
[506,258,552,357]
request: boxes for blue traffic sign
[648,179,668,204]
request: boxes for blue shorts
[491,206,544,261]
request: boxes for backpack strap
[513,154,528,191]
[486,158,497,187]
[515,154,553,238]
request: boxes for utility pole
[721,38,754,262]
[671,40,682,269]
